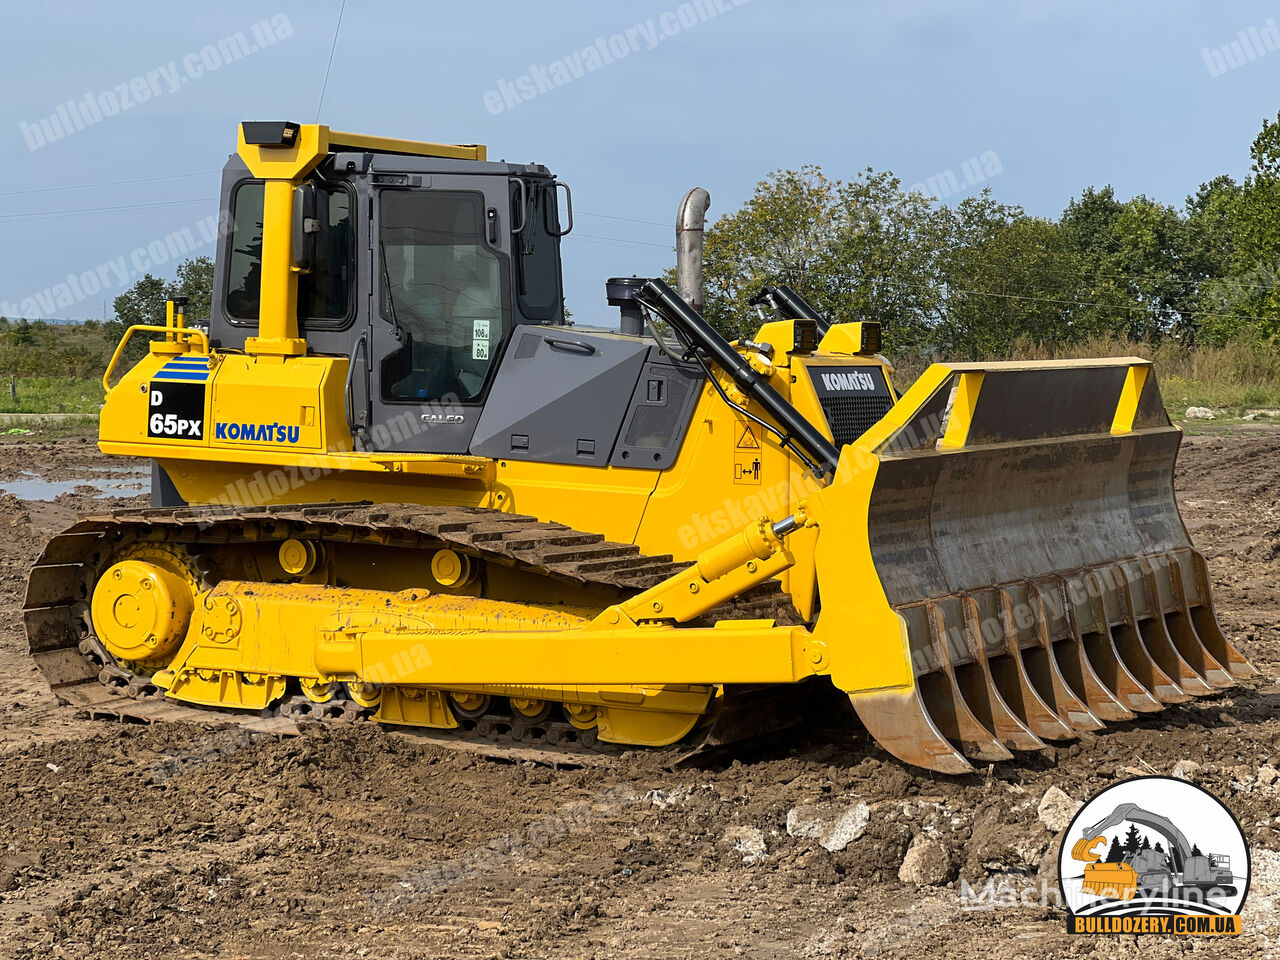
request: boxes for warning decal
[734,455,762,484]
[733,420,762,484]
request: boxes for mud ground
[0,431,1277,959]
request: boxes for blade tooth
[1189,604,1256,681]
[991,588,1077,741]
[848,689,973,775]
[1168,612,1234,689]
[851,604,977,772]
[1033,578,1138,723]
[1183,551,1257,680]
[1134,558,1213,696]
[1110,564,1190,703]
[956,595,1047,753]
[1164,553,1234,688]
[1018,582,1105,733]
[921,603,1013,762]
[1073,569,1165,713]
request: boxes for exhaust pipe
[676,187,711,313]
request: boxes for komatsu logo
[214,421,301,443]
[820,370,878,392]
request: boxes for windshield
[379,190,509,402]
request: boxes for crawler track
[23,502,802,754]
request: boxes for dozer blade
[1080,862,1138,901]
[811,359,1251,774]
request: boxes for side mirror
[292,182,319,272]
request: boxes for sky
[3,0,1280,323]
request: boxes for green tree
[106,256,215,365]
[8,319,36,347]
[172,256,215,322]
[934,191,1081,355]
[1059,187,1193,342]
[1183,175,1242,343]
[109,273,168,330]
[698,165,838,339]
[1198,112,1280,341]
[697,165,948,349]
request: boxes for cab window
[378,190,510,403]
[512,180,563,322]
[224,180,355,326]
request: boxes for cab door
[359,177,514,454]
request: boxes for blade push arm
[634,278,841,476]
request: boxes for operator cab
[208,144,570,455]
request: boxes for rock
[1184,406,1215,420]
[1013,834,1050,865]
[1172,760,1201,782]
[644,785,693,809]
[721,826,767,864]
[1036,786,1081,833]
[898,835,955,887]
[785,801,870,852]
[1259,765,1278,787]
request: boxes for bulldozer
[1072,803,1238,901]
[22,122,1254,773]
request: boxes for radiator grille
[818,394,894,448]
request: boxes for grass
[0,377,104,415]
[0,414,98,440]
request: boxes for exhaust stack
[676,187,711,313]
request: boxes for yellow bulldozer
[22,122,1253,773]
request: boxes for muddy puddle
[0,465,147,501]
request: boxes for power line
[566,232,672,251]
[315,0,348,121]
[0,170,218,199]
[567,237,665,254]
[576,210,670,229]
[0,197,217,224]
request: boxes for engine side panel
[471,328,700,470]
